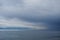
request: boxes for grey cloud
[0,0,23,6]
[0,0,60,30]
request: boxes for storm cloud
[0,0,60,30]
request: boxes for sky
[0,0,60,30]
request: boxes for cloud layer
[0,0,60,30]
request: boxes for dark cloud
[0,0,60,30]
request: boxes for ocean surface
[0,30,60,40]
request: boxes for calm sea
[0,30,60,40]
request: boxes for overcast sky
[0,0,60,30]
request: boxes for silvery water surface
[0,29,60,40]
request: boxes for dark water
[0,30,60,40]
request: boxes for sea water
[0,30,60,40]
